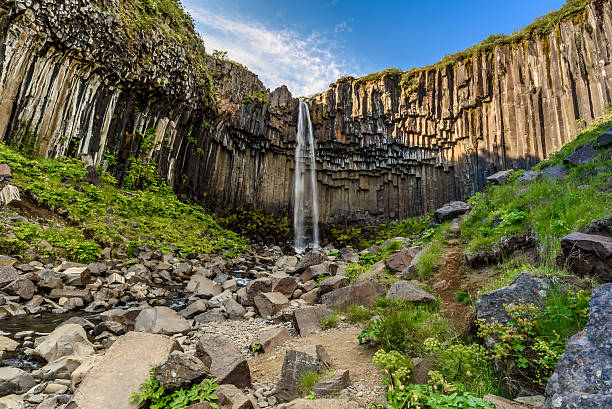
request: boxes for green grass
[0,143,246,262]
[298,370,334,397]
[319,313,340,330]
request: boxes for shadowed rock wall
[2,0,612,224]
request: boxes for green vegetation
[298,370,335,397]
[217,208,290,246]
[330,215,428,249]
[130,369,219,409]
[460,111,612,264]
[478,288,590,388]
[241,90,268,104]
[0,143,246,261]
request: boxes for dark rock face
[312,370,351,396]
[154,352,209,390]
[564,142,597,166]
[195,335,252,388]
[275,345,331,402]
[434,202,471,224]
[475,273,551,325]
[2,1,612,224]
[486,170,512,185]
[561,232,612,282]
[542,283,612,409]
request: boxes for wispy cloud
[334,21,352,33]
[185,6,356,96]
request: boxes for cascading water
[293,101,319,253]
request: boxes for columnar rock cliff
[1,0,612,225]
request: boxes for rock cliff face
[2,0,612,225]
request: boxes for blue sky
[183,0,566,96]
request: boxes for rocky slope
[2,0,612,226]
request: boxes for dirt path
[248,325,385,407]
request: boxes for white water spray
[293,101,319,253]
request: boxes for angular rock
[434,201,470,224]
[59,267,90,286]
[271,275,299,297]
[516,170,540,184]
[0,395,25,409]
[134,306,191,335]
[0,335,18,357]
[49,289,92,302]
[486,170,512,185]
[179,300,208,318]
[319,275,349,295]
[284,398,359,409]
[2,277,35,300]
[194,309,227,324]
[34,324,95,363]
[70,355,102,391]
[385,247,418,272]
[339,248,359,263]
[312,369,351,396]
[254,292,289,317]
[185,275,222,298]
[299,288,319,305]
[475,273,551,325]
[293,305,333,336]
[244,278,272,306]
[275,345,331,402]
[0,185,20,205]
[195,335,251,388]
[561,232,612,282]
[216,384,254,409]
[69,332,181,409]
[387,281,436,303]
[154,351,209,390]
[300,262,337,282]
[564,141,596,166]
[34,355,84,380]
[484,395,538,409]
[0,367,36,394]
[223,297,246,319]
[597,127,612,147]
[541,164,569,180]
[402,245,428,279]
[276,256,298,269]
[294,249,328,273]
[542,283,612,409]
[0,266,19,287]
[321,280,386,310]
[252,327,291,352]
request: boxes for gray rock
[0,394,25,409]
[34,355,84,380]
[0,266,19,287]
[294,249,328,273]
[321,280,386,310]
[564,141,596,166]
[244,278,272,306]
[487,170,512,185]
[271,275,299,298]
[541,164,569,181]
[254,292,289,317]
[216,384,254,409]
[561,232,612,282]
[597,127,612,147]
[293,305,333,336]
[275,345,331,402]
[542,284,612,409]
[34,324,95,363]
[196,334,251,388]
[339,248,359,263]
[281,399,359,409]
[154,351,209,390]
[0,367,36,394]
[385,247,418,272]
[434,201,471,224]
[194,309,226,324]
[223,297,246,319]
[387,281,436,303]
[300,262,334,282]
[134,306,191,335]
[475,273,551,325]
[251,327,291,353]
[2,277,35,300]
[319,276,349,295]
[312,369,351,396]
[402,245,429,279]
[179,300,208,318]
[516,170,540,184]
[185,275,222,298]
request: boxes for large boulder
[195,335,251,388]
[68,332,181,409]
[34,324,95,363]
[434,201,470,224]
[293,305,333,336]
[244,278,272,306]
[34,355,85,380]
[319,276,349,295]
[475,273,551,325]
[564,141,596,166]
[294,249,328,273]
[542,283,612,409]
[134,306,191,335]
[251,327,292,353]
[275,345,331,402]
[154,351,209,390]
[0,336,18,359]
[2,277,35,300]
[541,164,569,181]
[516,170,540,184]
[339,248,359,263]
[271,275,299,298]
[0,367,36,395]
[216,384,255,409]
[0,395,25,409]
[385,247,418,272]
[561,232,612,282]
[387,281,436,303]
[486,170,512,185]
[321,280,386,310]
[300,262,335,282]
[312,369,351,396]
[185,275,222,298]
[0,266,19,287]
[254,292,289,317]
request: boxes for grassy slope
[0,144,246,263]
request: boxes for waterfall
[293,101,319,253]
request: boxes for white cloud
[334,21,352,33]
[185,5,356,96]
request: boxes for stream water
[293,101,320,253]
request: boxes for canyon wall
[1,0,612,225]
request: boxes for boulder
[434,201,470,224]
[194,309,226,324]
[2,277,35,300]
[387,281,436,303]
[516,170,540,184]
[34,355,84,380]
[294,249,328,273]
[254,292,289,317]
[0,185,20,205]
[70,355,102,391]
[59,266,90,286]
[34,324,95,363]
[321,280,386,310]
[484,395,538,409]
[271,275,299,297]
[0,367,36,394]
[179,300,208,318]
[195,335,251,388]
[0,302,25,319]
[276,256,298,269]
[0,395,24,409]
[185,275,222,298]
[223,297,246,319]
[564,141,596,166]
[251,327,291,352]
[284,398,359,409]
[134,306,191,335]
[541,164,569,180]
[355,260,386,283]
[216,384,254,409]
[475,273,551,325]
[275,345,332,402]
[244,278,272,306]
[561,232,612,282]
[300,262,336,282]
[542,283,612,409]
[293,305,333,336]
[154,351,209,390]
[0,266,19,287]
[69,332,182,409]
[312,369,351,396]
[299,288,319,305]
[597,127,612,147]
[0,335,18,357]
[402,245,429,279]
[49,289,92,302]
[486,170,512,185]
[319,276,349,295]
[385,247,418,272]
[339,248,359,263]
